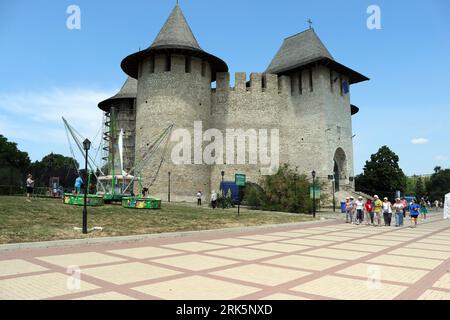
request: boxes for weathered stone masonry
[98,4,369,202]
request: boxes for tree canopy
[426,168,450,201]
[355,145,407,200]
[30,153,79,188]
[0,134,31,186]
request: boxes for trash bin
[340,201,346,213]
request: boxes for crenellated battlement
[214,72,291,95]
[138,53,211,79]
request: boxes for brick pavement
[1,212,450,300]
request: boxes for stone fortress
[98,4,369,202]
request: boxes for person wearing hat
[393,198,405,227]
[382,197,393,226]
[373,195,383,226]
[364,198,374,225]
[354,196,365,225]
[345,197,353,223]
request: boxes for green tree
[0,135,31,190]
[414,177,426,200]
[30,153,79,189]
[243,164,314,214]
[426,168,450,202]
[355,146,407,200]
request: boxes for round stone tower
[121,4,228,201]
[98,77,137,174]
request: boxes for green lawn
[0,196,314,244]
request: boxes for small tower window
[149,56,155,74]
[298,72,303,94]
[309,68,313,92]
[330,69,333,92]
[339,74,343,96]
[185,56,191,73]
[201,61,207,77]
[262,75,266,91]
[165,54,171,72]
[290,76,295,95]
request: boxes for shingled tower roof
[98,77,137,112]
[150,4,201,50]
[266,29,368,84]
[121,4,228,81]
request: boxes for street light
[221,171,225,209]
[312,170,316,218]
[328,174,336,213]
[82,138,91,234]
[168,171,171,203]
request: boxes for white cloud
[411,138,429,145]
[435,155,449,161]
[0,87,116,162]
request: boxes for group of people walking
[345,195,427,228]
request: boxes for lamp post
[221,171,225,209]
[312,170,316,218]
[328,175,336,213]
[168,171,171,203]
[82,139,91,234]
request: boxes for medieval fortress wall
[99,5,367,202]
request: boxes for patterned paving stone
[161,242,226,252]
[260,293,310,300]
[205,238,261,246]
[303,248,370,260]
[0,259,48,277]
[290,275,407,300]
[352,239,396,247]
[432,273,450,290]
[265,254,345,271]
[330,243,388,253]
[75,292,135,300]
[420,239,450,245]
[280,238,333,247]
[37,252,125,268]
[389,248,450,260]
[306,235,354,242]
[418,289,450,300]
[238,235,288,242]
[82,262,181,285]
[248,243,310,253]
[267,232,309,238]
[368,254,443,270]
[206,247,280,261]
[132,275,260,300]
[210,264,310,286]
[406,242,450,252]
[153,254,238,271]
[336,263,428,284]
[0,272,98,300]
[108,246,182,259]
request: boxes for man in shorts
[26,174,34,202]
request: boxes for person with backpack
[409,199,421,228]
[364,199,374,225]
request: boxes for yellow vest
[374,199,383,213]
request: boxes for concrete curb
[0,217,335,253]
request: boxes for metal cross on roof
[307,18,313,29]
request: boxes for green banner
[310,187,321,199]
[235,174,246,187]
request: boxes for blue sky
[0,0,449,175]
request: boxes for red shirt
[365,202,374,212]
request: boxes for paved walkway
[1,212,450,300]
